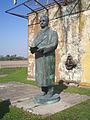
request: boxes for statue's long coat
[31,27,58,87]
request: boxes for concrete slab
[0,82,40,103]
[12,92,90,116]
[0,82,90,116]
[0,74,7,77]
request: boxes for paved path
[0,82,90,115]
[0,82,40,103]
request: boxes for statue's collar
[41,26,49,32]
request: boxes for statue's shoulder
[49,28,58,36]
[37,30,41,36]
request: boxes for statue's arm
[30,37,36,47]
[30,33,39,54]
[43,31,58,54]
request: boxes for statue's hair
[40,14,49,22]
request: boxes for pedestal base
[34,93,60,104]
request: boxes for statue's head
[67,55,73,61]
[40,14,49,29]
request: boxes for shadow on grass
[54,80,68,94]
[0,99,11,119]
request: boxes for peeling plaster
[28,0,90,84]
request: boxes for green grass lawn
[0,67,90,120]
[63,86,90,96]
[0,67,36,86]
[0,67,90,96]
[0,99,90,120]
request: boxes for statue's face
[40,16,48,29]
[68,55,73,60]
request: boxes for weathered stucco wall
[80,0,90,85]
[28,0,90,85]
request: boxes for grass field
[0,99,90,120]
[0,67,36,86]
[0,67,90,120]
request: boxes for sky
[0,0,62,58]
[0,0,28,57]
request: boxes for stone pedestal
[34,93,60,104]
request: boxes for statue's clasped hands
[37,46,45,53]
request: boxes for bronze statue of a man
[30,14,59,104]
